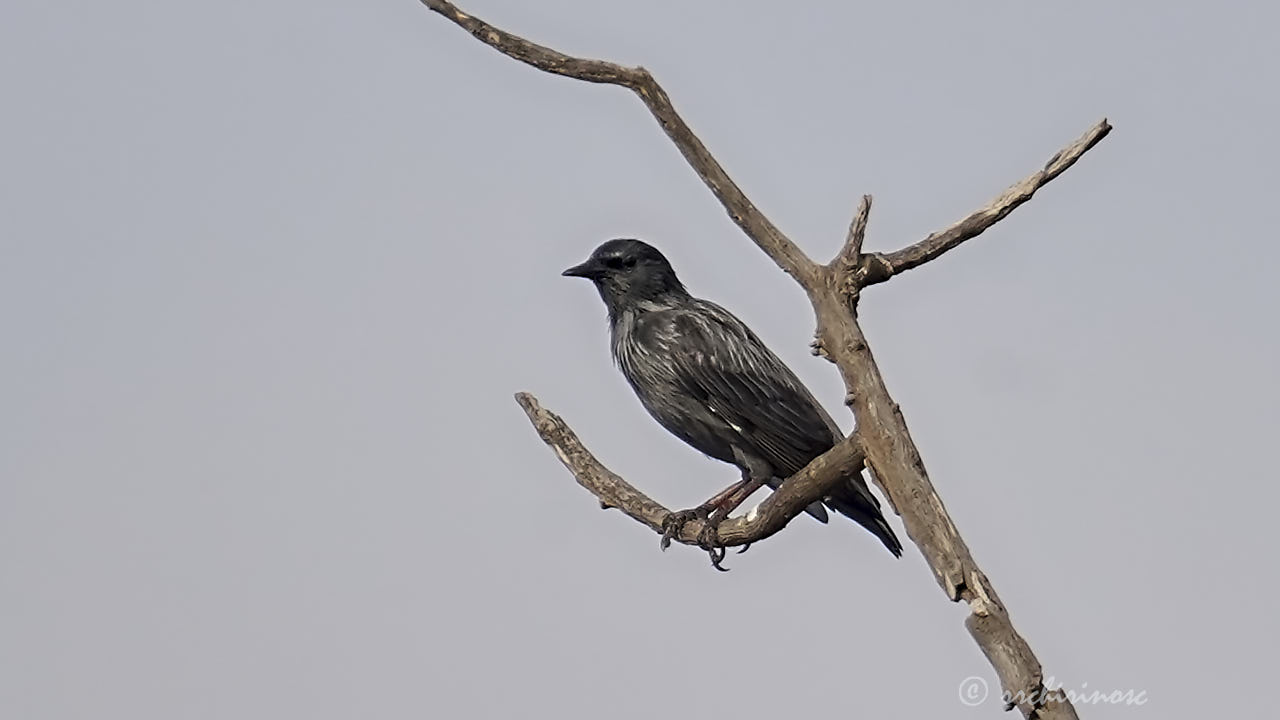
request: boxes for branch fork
[427,3,1109,717]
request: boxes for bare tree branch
[857,120,1112,286]
[422,0,817,283]
[827,194,874,302]
[515,392,860,550]
[427,3,1111,718]
[807,291,1075,717]
[834,194,874,269]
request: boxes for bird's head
[562,239,688,316]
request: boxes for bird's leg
[662,453,774,570]
[659,478,749,552]
[691,472,772,570]
[716,475,770,518]
[686,453,773,566]
[702,474,771,560]
[693,489,739,572]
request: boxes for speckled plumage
[564,238,901,556]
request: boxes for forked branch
[427,3,1109,718]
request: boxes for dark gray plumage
[563,238,902,557]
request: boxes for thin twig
[857,120,1112,285]
[833,194,873,270]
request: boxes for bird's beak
[562,259,603,279]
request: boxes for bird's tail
[823,475,903,557]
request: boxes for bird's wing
[669,301,840,477]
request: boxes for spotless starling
[563,239,902,562]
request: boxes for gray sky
[3,1,1276,718]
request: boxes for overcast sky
[3,1,1277,718]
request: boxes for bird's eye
[602,256,629,270]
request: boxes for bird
[562,238,902,563]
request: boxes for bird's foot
[660,507,731,571]
[660,507,708,551]
[696,513,729,572]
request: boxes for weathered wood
[426,3,1108,717]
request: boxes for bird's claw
[660,507,731,571]
[697,513,729,571]
[660,508,707,551]
[680,509,732,571]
